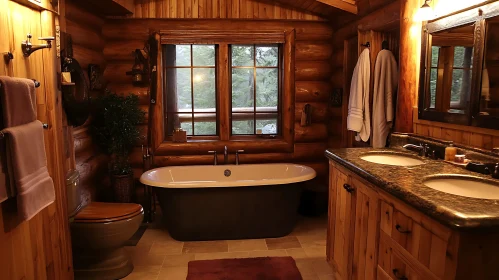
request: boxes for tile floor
[123,215,333,280]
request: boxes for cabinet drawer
[378,235,434,280]
[380,201,449,279]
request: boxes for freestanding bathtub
[140,163,316,241]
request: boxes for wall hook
[22,33,55,57]
[3,52,13,63]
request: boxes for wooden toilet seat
[74,202,143,223]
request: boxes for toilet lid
[74,202,143,223]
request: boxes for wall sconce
[22,33,55,57]
[126,49,148,87]
[416,0,435,21]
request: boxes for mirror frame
[418,2,499,129]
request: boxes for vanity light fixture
[416,0,435,21]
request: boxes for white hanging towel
[372,49,398,148]
[347,48,371,142]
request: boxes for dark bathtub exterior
[156,183,303,241]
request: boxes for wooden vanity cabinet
[327,162,380,280]
[327,162,463,280]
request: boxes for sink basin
[424,175,499,200]
[360,153,424,166]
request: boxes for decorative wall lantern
[126,49,148,87]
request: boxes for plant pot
[111,173,134,203]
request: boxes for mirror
[418,2,499,130]
[419,22,476,124]
[480,19,499,117]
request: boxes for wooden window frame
[229,44,283,137]
[150,30,295,156]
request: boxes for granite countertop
[325,147,499,230]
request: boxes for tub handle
[343,184,354,193]
[208,151,218,165]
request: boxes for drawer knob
[343,184,354,193]
[395,224,411,234]
[392,269,408,280]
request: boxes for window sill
[154,138,293,156]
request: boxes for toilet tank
[66,170,83,218]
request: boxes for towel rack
[0,123,49,139]
[0,79,40,88]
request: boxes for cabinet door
[351,178,380,280]
[327,164,356,280]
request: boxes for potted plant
[92,91,145,203]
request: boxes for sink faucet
[208,151,218,165]
[224,145,229,164]
[403,143,430,157]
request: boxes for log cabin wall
[103,16,334,184]
[64,1,109,204]
[0,0,73,279]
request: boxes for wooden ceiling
[258,0,396,25]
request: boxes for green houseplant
[92,91,145,202]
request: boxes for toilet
[66,170,144,280]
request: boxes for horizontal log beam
[316,0,358,14]
[295,122,328,142]
[72,45,105,70]
[295,102,329,123]
[106,83,150,105]
[295,61,332,81]
[295,81,331,102]
[103,40,146,61]
[296,42,333,61]
[103,63,133,84]
[67,19,105,52]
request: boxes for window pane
[232,68,254,108]
[175,68,192,110]
[194,121,216,135]
[256,46,278,67]
[256,68,278,108]
[175,45,191,66]
[232,116,254,135]
[232,45,254,66]
[256,114,278,135]
[451,69,471,105]
[193,68,216,111]
[193,45,215,66]
[180,120,193,136]
[430,68,437,108]
[453,46,473,68]
[431,46,440,67]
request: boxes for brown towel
[0,76,37,127]
[2,120,55,221]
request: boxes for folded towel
[0,76,37,127]
[2,121,55,221]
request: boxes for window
[230,45,281,136]
[164,44,217,136]
[163,43,282,139]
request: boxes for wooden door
[327,164,356,280]
[351,177,380,280]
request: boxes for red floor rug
[187,257,303,280]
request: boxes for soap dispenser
[445,143,457,161]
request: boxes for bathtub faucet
[208,150,218,165]
[224,145,229,164]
